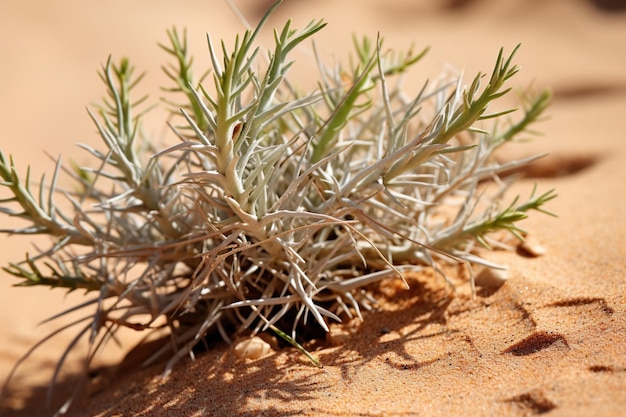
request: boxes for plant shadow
[314,271,460,373]
[2,271,482,417]
[3,342,322,417]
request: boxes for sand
[1,1,625,416]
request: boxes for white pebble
[518,236,547,257]
[233,336,272,360]
[475,267,509,288]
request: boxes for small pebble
[475,267,509,288]
[234,336,272,360]
[518,236,547,257]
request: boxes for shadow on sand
[3,272,469,417]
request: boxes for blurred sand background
[1,0,625,415]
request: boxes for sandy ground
[1,0,625,416]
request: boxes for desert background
[1,0,625,416]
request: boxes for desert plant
[1,0,555,410]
